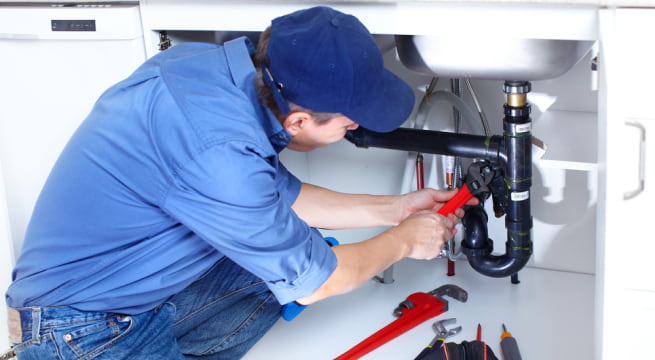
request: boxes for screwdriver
[500,324,522,360]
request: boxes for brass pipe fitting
[506,93,527,108]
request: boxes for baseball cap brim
[344,68,415,133]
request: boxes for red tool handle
[440,183,471,276]
[334,293,447,360]
[437,184,473,216]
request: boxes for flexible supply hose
[415,90,484,136]
[465,79,491,136]
[400,86,483,195]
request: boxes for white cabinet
[0,162,13,355]
[0,5,146,261]
[597,8,655,360]
[0,4,146,350]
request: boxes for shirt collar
[266,110,291,153]
[223,36,291,153]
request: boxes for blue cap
[264,6,415,133]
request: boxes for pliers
[413,318,462,360]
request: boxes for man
[5,6,473,359]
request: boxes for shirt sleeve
[163,141,337,304]
[275,160,302,209]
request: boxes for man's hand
[397,188,478,224]
[386,210,456,260]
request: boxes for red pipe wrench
[438,162,493,217]
[436,162,493,259]
[334,284,467,360]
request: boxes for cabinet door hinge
[158,31,171,51]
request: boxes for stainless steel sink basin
[395,35,595,81]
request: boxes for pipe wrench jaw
[393,284,468,318]
[465,162,494,200]
[392,292,446,319]
[427,284,468,312]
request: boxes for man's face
[285,114,359,152]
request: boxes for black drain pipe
[460,81,534,278]
[344,127,503,161]
[344,80,534,279]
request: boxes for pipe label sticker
[511,123,532,134]
[511,191,530,201]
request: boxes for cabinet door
[615,118,654,286]
[601,117,655,359]
[0,162,13,353]
[598,8,655,360]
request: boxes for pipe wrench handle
[334,293,447,360]
[438,184,473,216]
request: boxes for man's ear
[283,111,311,136]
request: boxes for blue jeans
[10,257,282,359]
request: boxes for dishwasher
[0,2,146,262]
[0,2,146,349]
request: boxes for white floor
[245,258,594,360]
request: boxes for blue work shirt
[6,38,337,314]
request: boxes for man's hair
[253,27,342,124]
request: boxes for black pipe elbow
[461,205,532,278]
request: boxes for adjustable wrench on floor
[334,284,467,360]
[413,318,461,360]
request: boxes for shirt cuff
[265,229,338,305]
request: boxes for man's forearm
[291,183,401,229]
[296,230,408,305]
